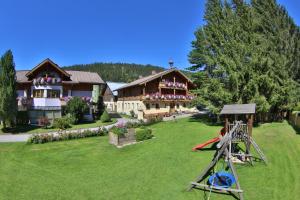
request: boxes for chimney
[151,70,157,75]
[168,59,175,69]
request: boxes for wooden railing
[159,82,187,90]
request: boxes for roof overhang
[220,104,256,115]
[25,58,71,78]
[114,69,194,91]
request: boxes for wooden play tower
[188,104,267,200]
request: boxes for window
[176,104,180,109]
[156,104,160,110]
[47,90,61,98]
[146,103,150,110]
[183,103,186,108]
[33,90,44,98]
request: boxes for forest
[63,63,193,83]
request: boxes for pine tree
[0,50,17,128]
[252,0,299,118]
[189,0,300,119]
[189,0,233,114]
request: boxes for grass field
[0,119,117,134]
[0,117,299,200]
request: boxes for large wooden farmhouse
[16,58,106,124]
[115,68,196,119]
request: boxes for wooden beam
[188,141,230,191]
[225,115,229,133]
[226,149,244,200]
[190,182,243,193]
[248,114,253,137]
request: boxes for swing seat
[208,171,236,188]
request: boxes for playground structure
[188,104,267,200]
[192,128,225,151]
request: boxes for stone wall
[109,128,136,147]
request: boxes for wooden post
[248,114,253,137]
[245,114,253,157]
[143,84,146,96]
[225,115,229,133]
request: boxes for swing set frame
[188,104,267,200]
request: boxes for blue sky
[0,0,299,70]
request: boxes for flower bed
[27,128,108,144]
[109,121,154,147]
[109,123,135,147]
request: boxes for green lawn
[0,119,117,134]
[0,117,299,200]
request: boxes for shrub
[16,111,29,125]
[100,110,111,122]
[38,116,50,128]
[65,113,76,125]
[28,128,108,144]
[135,127,153,141]
[95,96,105,120]
[126,121,142,128]
[130,110,135,118]
[53,117,71,130]
[110,126,127,136]
[293,102,300,111]
[65,97,89,124]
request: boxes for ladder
[249,137,268,164]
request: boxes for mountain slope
[63,63,193,83]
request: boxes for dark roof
[16,70,105,84]
[25,58,71,77]
[115,68,193,91]
[220,104,256,115]
[16,70,31,83]
[65,70,105,84]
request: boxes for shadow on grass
[1,124,43,134]
[109,112,122,118]
[188,113,223,127]
[1,119,116,134]
[288,121,300,135]
[194,142,218,152]
[199,188,240,200]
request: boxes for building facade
[103,82,126,112]
[115,69,196,119]
[16,58,106,124]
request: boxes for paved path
[163,113,195,121]
[0,118,137,143]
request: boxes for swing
[208,158,236,189]
[208,171,236,188]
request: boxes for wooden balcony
[142,94,194,102]
[159,82,187,90]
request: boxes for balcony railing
[143,93,194,101]
[17,97,62,110]
[32,98,62,109]
[159,81,187,90]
